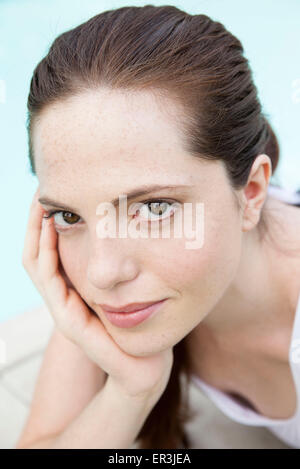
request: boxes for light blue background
[1,0,299,321]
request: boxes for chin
[113,332,175,358]
[116,339,158,357]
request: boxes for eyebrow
[38,184,193,212]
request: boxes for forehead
[32,88,225,200]
[33,88,190,178]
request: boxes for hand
[22,188,174,402]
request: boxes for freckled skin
[33,88,300,365]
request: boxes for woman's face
[33,88,244,357]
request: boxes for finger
[37,219,93,337]
[71,302,130,377]
[22,193,128,377]
[32,205,139,379]
[58,259,75,289]
[50,285,129,377]
[22,187,44,266]
[38,217,69,313]
[39,216,59,280]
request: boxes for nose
[87,238,139,290]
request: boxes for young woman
[16,5,300,449]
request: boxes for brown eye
[61,211,80,224]
[43,210,82,228]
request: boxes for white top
[191,184,300,448]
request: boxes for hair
[26,5,284,448]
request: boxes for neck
[190,196,300,363]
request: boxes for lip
[99,300,165,314]
[101,299,168,328]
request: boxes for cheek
[186,205,242,313]
[150,204,242,314]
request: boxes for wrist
[105,375,162,413]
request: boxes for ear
[241,154,272,232]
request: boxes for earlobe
[241,218,254,232]
[241,209,253,232]
[241,193,258,232]
[241,199,262,232]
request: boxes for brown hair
[26,5,281,448]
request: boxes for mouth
[98,299,166,314]
[101,299,168,328]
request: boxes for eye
[43,210,83,230]
[132,199,179,222]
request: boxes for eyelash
[42,198,179,231]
